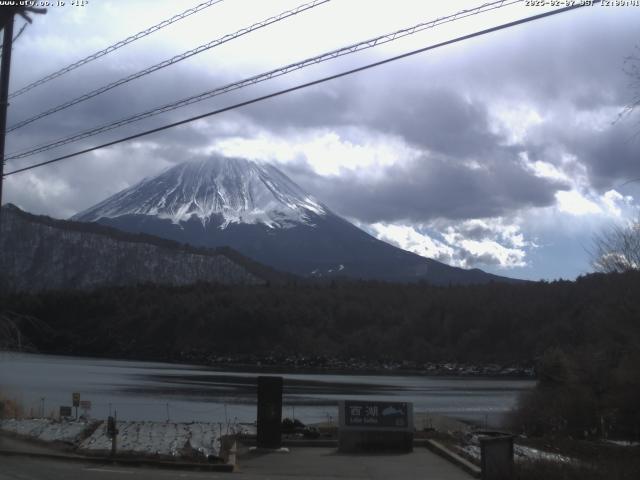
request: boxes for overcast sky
[3,0,640,280]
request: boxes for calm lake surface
[0,352,535,427]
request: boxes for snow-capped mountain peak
[73,156,326,229]
[71,156,517,284]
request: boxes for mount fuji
[73,156,516,284]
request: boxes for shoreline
[1,349,536,379]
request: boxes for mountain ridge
[0,203,293,291]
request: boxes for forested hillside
[0,204,291,291]
[2,271,638,367]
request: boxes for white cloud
[213,128,418,176]
[555,190,602,216]
[6,173,72,217]
[368,217,531,269]
[491,104,543,144]
[521,155,572,184]
[554,189,636,219]
[369,223,454,262]
[441,218,531,268]
[601,189,634,217]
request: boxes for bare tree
[619,45,640,123]
[595,46,640,273]
[0,311,52,352]
[591,218,640,273]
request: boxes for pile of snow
[79,421,223,459]
[514,444,573,463]
[0,418,96,444]
[604,439,640,447]
[0,418,253,460]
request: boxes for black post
[0,13,14,224]
[256,376,283,449]
[480,435,514,480]
[107,410,118,457]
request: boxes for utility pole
[0,6,45,292]
[0,11,15,230]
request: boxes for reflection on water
[0,352,534,427]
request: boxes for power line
[5,0,522,161]
[0,20,28,50]
[12,22,28,43]
[5,0,518,158]
[6,0,329,133]
[8,0,225,99]
[4,1,599,178]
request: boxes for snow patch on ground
[0,418,252,460]
[0,418,96,444]
[79,421,223,458]
[604,439,640,447]
[514,444,574,463]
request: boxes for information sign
[341,401,412,430]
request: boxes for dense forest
[1,271,638,365]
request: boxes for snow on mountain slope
[73,156,326,229]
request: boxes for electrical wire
[8,0,225,99]
[5,0,522,160]
[0,21,28,50]
[6,0,330,133]
[3,1,599,177]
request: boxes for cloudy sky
[3,0,639,280]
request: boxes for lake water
[0,352,535,427]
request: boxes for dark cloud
[7,63,230,152]
[235,79,504,159]
[454,223,495,242]
[574,120,640,190]
[439,7,638,110]
[239,82,355,130]
[523,107,640,193]
[282,146,567,223]
[361,87,501,157]
[3,62,260,180]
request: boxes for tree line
[1,271,638,364]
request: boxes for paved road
[0,456,224,480]
[0,434,78,456]
[0,447,474,480]
[238,446,475,479]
